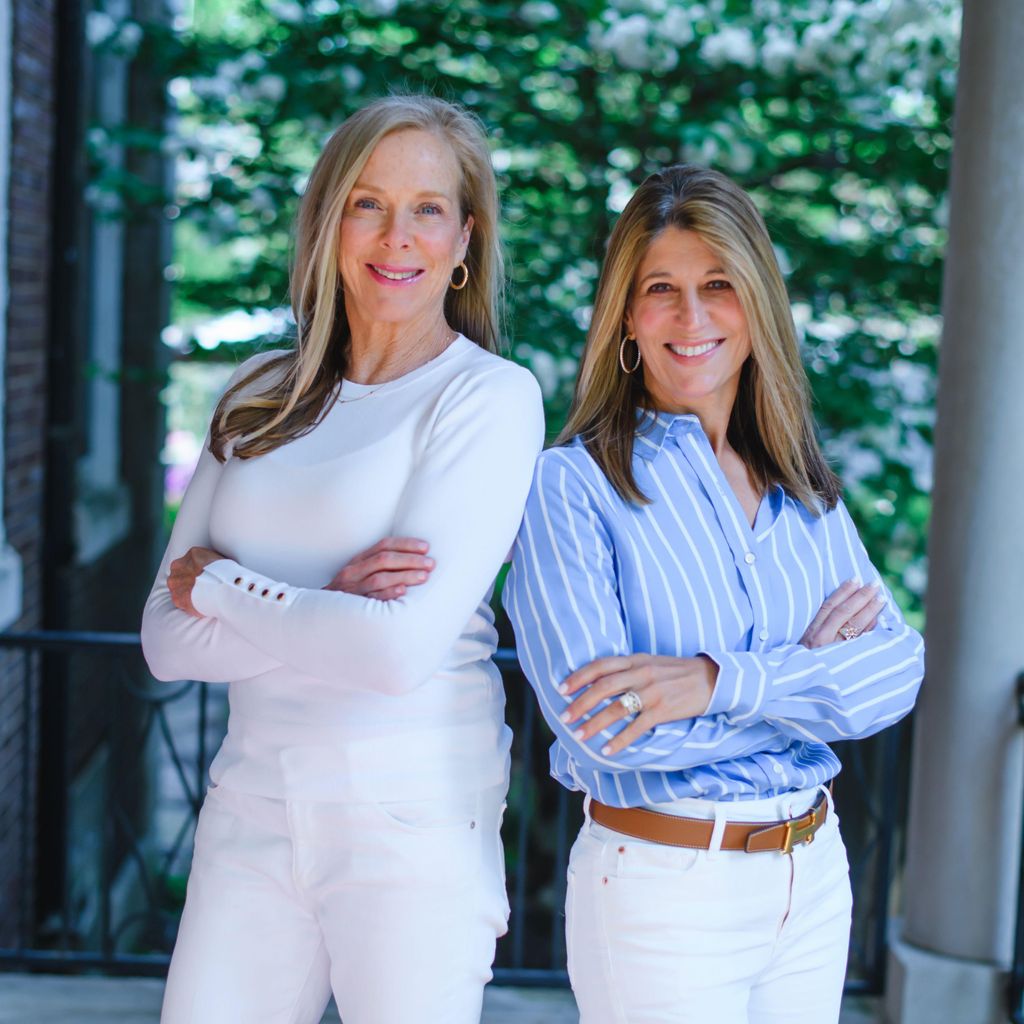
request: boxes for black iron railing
[0,631,905,993]
[1009,673,1024,1024]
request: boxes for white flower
[116,21,143,54]
[523,348,560,399]
[607,178,637,213]
[253,74,286,104]
[602,15,658,71]
[700,26,756,69]
[519,1,559,25]
[266,1,304,23]
[341,66,364,91]
[760,27,797,76]
[661,7,694,47]
[85,11,117,46]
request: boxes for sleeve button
[261,588,270,597]
[247,583,256,592]
[233,577,243,586]
[276,593,285,601]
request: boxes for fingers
[562,656,634,696]
[602,712,657,756]
[568,691,635,741]
[325,545,435,595]
[562,666,639,723]
[801,578,859,643]
[839,596,884,639]
[819,583,880,641]
[351,536,430,562]
[802,579,886,648]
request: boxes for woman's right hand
[800,579,883,649]
[323,537,434,601]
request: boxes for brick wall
[0,0,55,948]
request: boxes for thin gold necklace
[337,326,456,404]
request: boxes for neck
[345,309,454,384]
[651,396,734,456]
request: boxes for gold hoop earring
[450,261,469,290]
[619,333,641,373]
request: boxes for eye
[351,196,379,210]
[646,282,674,294]
[418,203,443,215]
[705,279,732,291]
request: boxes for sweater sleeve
[188,363,545,695]
[703,500,925,742]
[504,450,794,775]
[141,352,291,682]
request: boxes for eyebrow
[349,183,454,201]
[637,266,728,286]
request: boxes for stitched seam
[286,935,329,1024]
[596,840,630,1024]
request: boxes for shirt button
[773,763,785,775]
[744,552,756,565]
[759,628,769,641]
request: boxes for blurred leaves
[92,0,959,621]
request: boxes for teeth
[669,341,720,357]
[372,266,420,281]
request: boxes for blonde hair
[210,95,503,461]
[561,164,840,512]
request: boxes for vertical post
[885,1,1024,1021]
[1010,675,1024,1023]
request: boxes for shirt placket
[674,428,771,652]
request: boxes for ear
[623,304,635,339]
[457,214,474,261]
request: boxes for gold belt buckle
[781,805,820,854]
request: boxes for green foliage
[94,0,959,620]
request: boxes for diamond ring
[838,623,863,641]
[619,690,644,716]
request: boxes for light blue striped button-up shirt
[504,410,925,806]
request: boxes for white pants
[161,784,509,1024]
[566,787,853,1024]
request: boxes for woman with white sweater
[141,96,544,1024]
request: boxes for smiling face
[338,128,473,333]
[625,226,752,424]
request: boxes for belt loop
[583,792,593,824]
[819,783,835,816]
[706,804,728,860]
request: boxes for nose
[380,211,412,251]
[675,288,710,331]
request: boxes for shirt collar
[634,408,703,461]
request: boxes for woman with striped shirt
[504,165,924,1023]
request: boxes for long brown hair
[209,95,504,461]
[561,164,840,513]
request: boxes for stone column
[886,1,1024,1022]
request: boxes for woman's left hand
[168,546,225,617]
[559,654,719,756]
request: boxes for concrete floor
[0,972,881,1023]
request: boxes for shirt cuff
[700,650,764,722]
[191,558,296,619]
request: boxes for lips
[367,263,424,284]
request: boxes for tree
[92,0,960,620]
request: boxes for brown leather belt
[589,789,829,854]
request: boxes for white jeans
[566,787,853,1024]
[161,784,509,1024]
